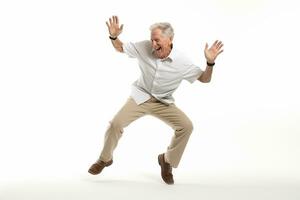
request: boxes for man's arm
[109,38,124,52]
[198,64,213,83]
[106,16,124,53]
[198,40,224,83]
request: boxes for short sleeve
[123,42,139,58]
[183,64,203,83]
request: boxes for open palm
[106,16,123,37]
[204,40,224,63]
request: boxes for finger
[216,50,224,56]
[114,16,118,24]
[205,43,208,50]
[109,18,112,25]
[216,41,222,48]
[120,24,124,31]
[213,40,218,47]
[106,21,110,28]
[116,16,119,25]
[113,15,117,24]
[217,44,224,50]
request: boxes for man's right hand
[106,16,124,38]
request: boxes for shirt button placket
[151,60,160,93]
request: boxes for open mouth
[155,47,162,51]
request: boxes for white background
[1,0,300,199]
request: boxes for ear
[168,36,173,45]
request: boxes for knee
[108,118,124,133]
[185,120,194,134]
[178,120,194,134]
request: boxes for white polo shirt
[123,40,203,105]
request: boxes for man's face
[151,28,173,59]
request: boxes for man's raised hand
[106,16,124,38]
[204,40,224,63]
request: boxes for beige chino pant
[98,96,194,168]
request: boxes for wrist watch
[109,36,117,40]
[207,61,215,67]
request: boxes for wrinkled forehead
[151,28,165,39]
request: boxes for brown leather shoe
[158,154,174,185]
[88,159,113,175]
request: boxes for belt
[146,96,160,103]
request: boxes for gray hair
[149,22,174,38]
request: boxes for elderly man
[88,16,224,185]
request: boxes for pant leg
[150,103,194,168]
[99,97,148,162]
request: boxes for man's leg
[89,97,148,174]
[151,103,194,168]
[99,97,148,162]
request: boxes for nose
[152,40,157,47]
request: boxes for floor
[1,173,300,200]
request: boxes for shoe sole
[88,160,113,175]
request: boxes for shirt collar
[166,45,177,61]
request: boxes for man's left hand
[204,40,224,63]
